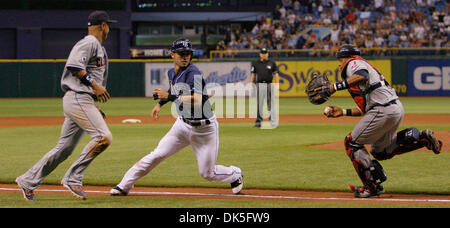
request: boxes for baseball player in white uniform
[323,44,442,198]
[110,38,243,196]
[15,11,116,201]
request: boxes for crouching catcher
[312,44,443,198]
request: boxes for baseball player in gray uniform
[109,38,243,196]
[323,44,442,198]
[15,11,116,201]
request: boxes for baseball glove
[305,73,331,105]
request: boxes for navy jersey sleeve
[354,69,369,79]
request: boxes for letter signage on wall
[145,62,251,97]
[276,60,392,97]
[408,60,450,96]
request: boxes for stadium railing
[209,47,450,60]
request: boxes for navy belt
[381,99,397,107]
[182,118,211,127]
[68,89,98,101]
[365,80,390,95]
[369,99,397,110]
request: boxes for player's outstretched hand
[152,103,161,120]
[324,105,343,118]
[92,82,111,103]
[153,88,169,100]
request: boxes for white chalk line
[1,187,449,203]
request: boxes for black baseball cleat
[63,184,88,200]
[16,178,36,201]
[231,177,243,195]
[349,184,385,198]
[110,186,128,196]
[422,129,442,154]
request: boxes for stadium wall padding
[0,57,448,98]
[391,58,409,96]
[0,61,145,98]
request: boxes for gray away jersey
[345,59,398,112]
[61,35,109,94]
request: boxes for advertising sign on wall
[276,60,392,97]
[408,60,450,96]
[145,60,393,98]
[145,62,251,97]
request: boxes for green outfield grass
[0,97,449,208]
[1,123,448,193]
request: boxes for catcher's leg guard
[350,160,387,198]
[369,160,387,185]
[372,127,440,160]
[380,127,434,159]
[345,133,386,193]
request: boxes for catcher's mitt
[305,74,331,105]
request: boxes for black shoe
[231,177,243,195]
[350,184,385,198]
[110,186,128,196]
[254,122,261,128]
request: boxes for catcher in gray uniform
[15,11,116,201]
[307,44,443,198]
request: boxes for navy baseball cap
[88,11,117,26]
[260,48,268,54]
[171,38,194,53]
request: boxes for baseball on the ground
[324,106,333,115]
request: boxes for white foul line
[1,187,449,204]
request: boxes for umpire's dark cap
[88,11,117,26]
[260,48,268,54]
[171,38,194,53]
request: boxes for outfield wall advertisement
[276,60,392,97]
[145,62,251,97]
[145,60,393,98]
[407,60,450,96]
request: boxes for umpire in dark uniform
[250,48,279,127]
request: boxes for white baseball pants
[116,116,242,192]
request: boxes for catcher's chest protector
[340,57,372,113]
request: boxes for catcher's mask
[336,44,360,58]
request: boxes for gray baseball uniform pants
[16,91,112,190]
[349,100,404,170]
[256,83,273,123]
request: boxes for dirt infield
[1,183,450,205]
[1,113,450,126]
[1,114,448,206]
